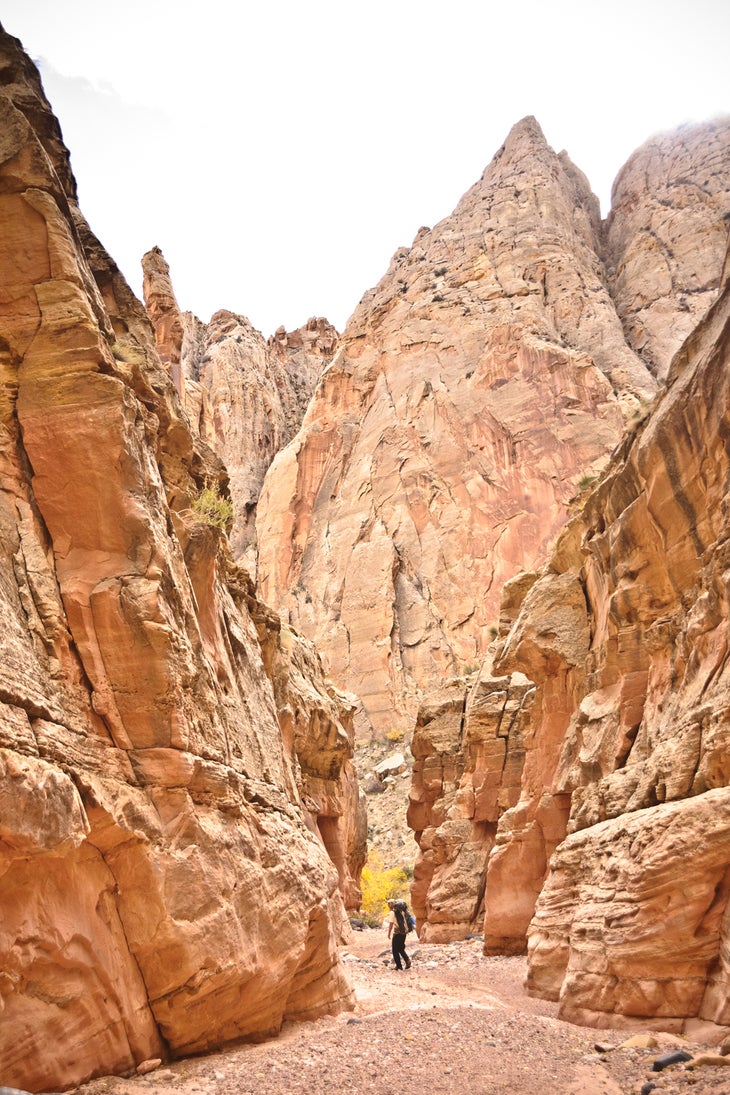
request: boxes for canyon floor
[74,932,730,1095]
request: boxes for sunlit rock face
[142,246,336,565]
[486,255,730,1034]
[606,117,730,380]
[256,116,656,737]
[0,26,355,1093]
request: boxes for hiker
[387,898,411,970]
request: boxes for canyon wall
[142,246,336,565]
[256,116,661,737]
[406,662,533,941]
[490,255,730,1034]
[0,27,361,1093]
[402,116,730,953]
[407,225,730,1028]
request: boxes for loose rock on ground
[72,933,730,1095]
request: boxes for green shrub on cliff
[187,482,234,531]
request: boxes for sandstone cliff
[606,118,730,379]
[484,248,730,1034]
[0,27,359,1092]
[256,117,659,737]
[408,238,730,1032]
[383,115,730,950]
[142,247,336,565]
[406,665,533,941]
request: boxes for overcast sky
[2,1,728,337]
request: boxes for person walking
[387,898,411,970]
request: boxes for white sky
[2,0,728,337]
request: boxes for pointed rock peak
[142,247,181,329]
[505,114,548,149]
[141,245,184,393]
[473,116,556,191]
[489,115,552,168]
[142,245,173,282]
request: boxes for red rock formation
[606,118,730,379]
[407,665,533,941]
[248,581,367,912]
[256,117,656,737]
[142,250,335,564]
[142,244,184,396]
[0,26,355,1092]
[388,118,730,950]
[485,248,730,1034]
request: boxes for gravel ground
[74,933,730,1095]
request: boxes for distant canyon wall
[255,116,729,738]
[142,245,336,565]
[0,26,362,1093]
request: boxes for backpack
[394,899,416,933]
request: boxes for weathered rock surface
[407,666,533,941]
[142,249,336,564]
[483,243,730,1032]
[301,114,730,946]
[606,118,730,379]
[527,789,730,1032]
[142,244,185,396]
[249,584,367,913]
[257,116,657,736]
[0,26,356,1092]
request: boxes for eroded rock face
[407,666,533,942]
[485,252,730,1032]
[527,789,730,1031]
[249,582,367,912]
[141,249,336,565]
[142,244,185,396]
[257,116,656,736]
[0,27,354,1092]
[606,118,730,379]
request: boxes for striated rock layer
[485,246,730,1034]
[0,26,358,1092]
[142,247,336,565]
[256,116,659,736]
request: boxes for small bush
[188,481,234,530]
[385,727,404,743]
